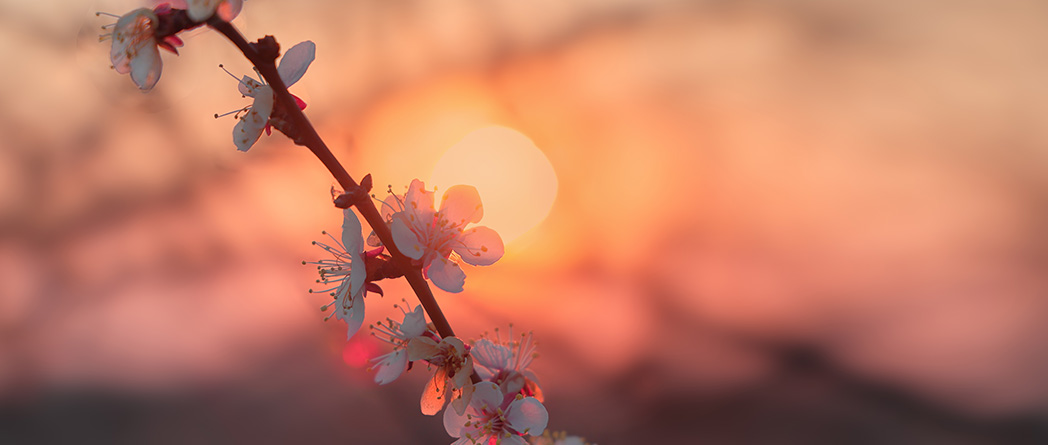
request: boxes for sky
[2,0,1048,443]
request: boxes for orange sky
[2,0,1048,442]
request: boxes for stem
[206,19,470,358]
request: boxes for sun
[430,126,558,245]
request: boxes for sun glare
[430,126,558,245]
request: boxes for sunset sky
[2,0,1048,443]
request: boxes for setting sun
[430,126,558,245]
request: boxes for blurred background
[2,0,1048,443]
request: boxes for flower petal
[452,226,504,266]
[449,381,473,416]
[442,393,467,438]
[343,210,367,316]
[421,368,449,415]
[109,9,157,75]
[342,287,365,339]
[439,185,483,227]
[238,75,263,97]
[407,337,440,362]
[129,44,162,91]
[233,87,273,151]
[341,209,363,259]
[372,349,408,385]
[379,194,402,222]
[470,339,512,379]
[277,41,316,87]
[505,397,548,437]
[391,214,425,260]
[215,0,242,21]
[426,257,465,293]
[400,306,428,338]
[470,381,503,411]
[405,179,435,219]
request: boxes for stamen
[218,64,241,82]
[214,105,250,119]
[95,11,120,18]
[252,67,265,85]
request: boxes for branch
[206,19,471,366]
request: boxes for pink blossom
[368,304,429,385]
[383,180,504,293]
[409,336,475,415]
[307,208,370,340]
[443,382,548,445]
[229,41,314,151]
[103,8,162,90]
[472,328,543,402]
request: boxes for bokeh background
[3,0,1048,443]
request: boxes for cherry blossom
[100,3,203,91]
[472,328,543,402]
[443,381,548,445]
[102,8,163,90]
[382,180,504,293]
[307,208,370,340]
[410,336,475,415]
[226,40,314,151]
[368,304,429,385]
[186,0,242,22]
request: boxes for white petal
[110,9,157,75]
[373,350,408,385]
[439,185,483,227]
[471,381,503,411]
[505,397,548,437]
[129,44,162,91]
[470,339,512,379]
[232,87,273,151]
[343,289,365,339]
[452,226,503,266]
[426,257,465,293]
[391,214,425,260]
[341,209,364,257]
[238,75,262,97]
[380,194,403,221]
[399,306,428,338]
[442,399,467,438]
[277,41,316,87]
[405,179,435,218]
[343,211,367,318]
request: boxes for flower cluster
[100,0,242,91]
[373,180,505,293]
[103,3,575,442]
[310,204,545,444]
[370,311,549,444]
[443,328,549,445]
